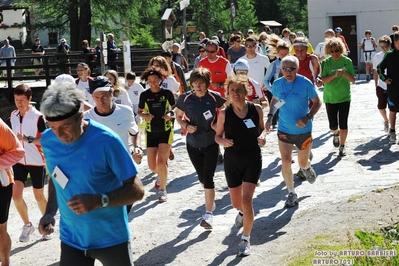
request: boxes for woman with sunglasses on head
[193,42,208,69]
[321,37,355,156]
[227,35,246,64]
[215,75,266,257]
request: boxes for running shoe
[389,130,396,144]
[41,233,53,241]
[200,212,213,230]
[238,239,251,257]
[366,74,370,82]
[158,190,167,202]
[154,178,160,190]
[339,145,346,156]
[297,169,306,180]
[169,149,175,160]
[285,193,298,208]
[19,222,35,242]
[235,212,243,228]
[304,166,317,184]
[333,132,340,148]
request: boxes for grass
[288,226,399,266]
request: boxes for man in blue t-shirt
[265,56,321,208]
[38,81,144,266]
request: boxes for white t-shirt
[240,54,270,85]
[77,79,92,102]
[125,82,144,105]
[314,41,325,60]
[114,87,133,108]
[372,51,387,90]
[145,76,180,94]
[362,38,376,52]
[83,104,138,150]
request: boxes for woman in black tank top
[215,75,266,256]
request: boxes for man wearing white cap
[56,38,70,74]
[172,43,188,71]
[234,59,267,107]
[239,36,270,86]
[107,33,120,71]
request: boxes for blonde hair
[224,74,250,97]
[148,56,172,76]
[103,69,123,97]
[324,37,347,56]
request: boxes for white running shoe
[238,239,251,256]
[200,212,213,230]
[19,222,35,242]
[235,212,243,228]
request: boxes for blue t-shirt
[41,120,138,250]
[272,75,318,134]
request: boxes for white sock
[288,188,296,194]
[242,235,250,242]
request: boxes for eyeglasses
[290,36,296,39]
[199,50,206,53]
[235,70,248,75]
[235,40,241,42]
[245,45,256,48]
[330,49,340,54]
[206,50,217,53]
[281,66,297,72]
[379,45,388,49]
[230,88,245,94]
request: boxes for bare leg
[0,222,11,266]
[12,181,30,225]
[278,141,294,190]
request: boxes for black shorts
[0,184,13,224]
[277,131,312,150]
[12,163,46,189]
[60,241,133,266]
[224,148,262,188]
[376,86,389,110]
[145,130,173,148]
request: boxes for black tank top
[224,102,260,152]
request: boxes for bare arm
[38,178,58,235]
[214,109,234,148]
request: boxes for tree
[233,0,258,33]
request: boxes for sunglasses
[235,40,241,42]
[206,50,217,53]
[282,66,297,72]
[235,70,248,75]
[379,45,388,49]
[199,49,206,53]
[330,49,340,53]
[245,45,256,48]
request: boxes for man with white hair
[56,38,70,74]
[38,81,144,265]
[0,39,16,87]
[107,33,119,71]
[265,56,321,208]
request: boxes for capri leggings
[325,101,351,130]
[186,143,218,189]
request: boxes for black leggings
[60,241,133,266]
[325,101,351,130]
[265,90,278,126]
[186,143,219,189]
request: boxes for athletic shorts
[363,51,375,63]
[12,163,46,189]
[224,148,262,188]
[277,131,312,150]
[60,241,133,266]
[0,184,13,224]
[376,86,389,110]
[388,97,399,112]
[2,61,15,75]
[145,130,173,148]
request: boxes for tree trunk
[79,1,92,47]
[68,0,79,50]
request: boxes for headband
[45,103,80,122]
[293,42,309,47]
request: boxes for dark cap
[89,76,112,94]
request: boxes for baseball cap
[234,59,250,71]
[60,38,66,43]
[211,36,219,42]
[172,43,180,48]
[334,27,342,33]
[217,30,223,34]
[247,29,254,34]
[89,76,112,94]
[54,74,75,84]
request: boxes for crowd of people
[0,24,398,265]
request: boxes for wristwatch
[306,113,313,120]
[27,136,34,143]
[101,194,109,208]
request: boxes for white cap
[234,59,250,71]
[54,74,75,84]
[172,43,180,48]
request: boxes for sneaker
[339,145,346,156]
[154,178,160,190]
[333,132,340,148]
[238,239,251,256]
[19,222,35,242]
[297,168,306,180]
[384,122,389,134]
[41,233,53,241]
[235,212,243,228]
[389,130,396,143]
[285,193,298,208]
[366,74,370,82]
[169,149,175,160]
[158,190,167,202]
[200,212,213,230]
[304,166,317,184]
[217,153,223,165]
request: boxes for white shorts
[363,51,375,63]
[2,61,15,75]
